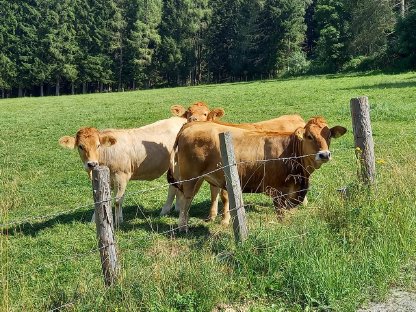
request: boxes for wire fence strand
[1,149,347,229]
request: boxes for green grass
[1,71,416,311]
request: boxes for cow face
[295,117,347,169]
[171,102,225,122]
[59,127,116,177]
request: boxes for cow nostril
[318,151,331,160]
[87,161,98,168]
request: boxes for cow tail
[167,167,182,192]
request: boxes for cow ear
[207,108,225,121]
[294,128,305,141]
[100,135,117,147]
[59,136,76,149]
[170,105,187,117]
[330,126,347,138]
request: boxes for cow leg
[174,178,204,213]
[114,173,128,228]
[219,189,230,226]
[160,185,177,216]
[207,185,220,222]
[177,180,198,232]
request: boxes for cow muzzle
[316,150,331,161]
[85,161,99,169]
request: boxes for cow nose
[87,161,98,168]
[317,151,331,161]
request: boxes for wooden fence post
[219,132,248,243]
[350,96,376,184]
[92,166,119,286]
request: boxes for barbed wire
[1,148,351,229]
[48,301,75,312]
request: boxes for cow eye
[97,144,101,149]
[78,145,84,151]
[204,113,207,116]
[307,134,313,140]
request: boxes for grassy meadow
[1,72,416,311]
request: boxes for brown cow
[59,102,224,227]
[160,114,306,222]
[172,117,347,231]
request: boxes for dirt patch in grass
[358,290,416,312]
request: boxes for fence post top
[350,96,369,103]
[92,165,110,172]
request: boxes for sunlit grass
[1,71,416,311]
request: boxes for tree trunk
[18,86,23,97]
[71,82,75,95]
[55,77,60,96]
[401,0,405,17]
[82,82,87,94]
[100,82,103,92]
[40,84,44,97]
[1,89,4,99]
[118,44,123,91]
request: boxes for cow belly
[132,159,170,180]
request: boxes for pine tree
[312,0,350,72]
[348,0,395,57]
[41,0,78,95]
[0,0,17,97]
[155,0,211,86]
[206,0,244,82]
[123,0,162,89]
[252,0,310,76]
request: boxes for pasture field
[1,72,416,311]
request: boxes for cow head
[59,127,116,178]
[171,101,225,122]
[294,117,347,170]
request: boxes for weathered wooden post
[219,132,248,243]
[350,96,376,184]
[92,166,119,286]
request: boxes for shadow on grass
[1,208,93,237]
[2,196,272,238]
[339,80,416,90]
[119,200,216,238]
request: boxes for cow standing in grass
[171,117,347,231]
[58,102,224,227]
[161,114,307,223]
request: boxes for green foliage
[312,0,350,72]
[1,0,416,95]
[348,0,395,57]
[395,8,416,68]
[253,0,311,75]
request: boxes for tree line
[0,0,415,98]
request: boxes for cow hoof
[160,206,171,216]
[220,218,230,226]
[178,224,188,233]
[205,215,216,222]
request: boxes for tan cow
[161,114,306,222]
[172,117,347,231]
[59,102,224,227]
[171,101,225,122]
